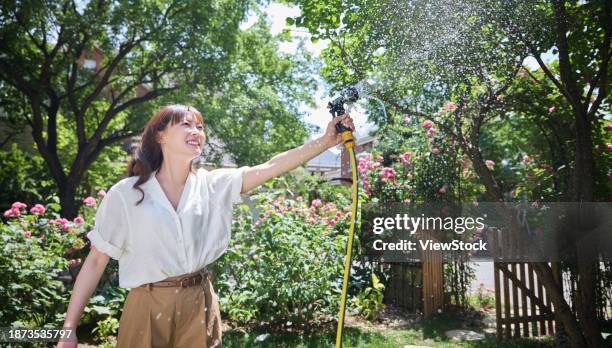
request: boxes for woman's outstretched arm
[57,246,110,348]
[241,114,355,194]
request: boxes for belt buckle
[180,278,192,287]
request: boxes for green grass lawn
[223,314,554,348]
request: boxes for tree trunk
[571,107,604,347]
[58,179,79,219]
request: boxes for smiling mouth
[186,140,201,148]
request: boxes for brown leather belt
[139,268,214,289]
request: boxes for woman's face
[157,113,206,160]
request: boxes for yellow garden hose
[335,131,359,348]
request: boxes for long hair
[127,104,204,205]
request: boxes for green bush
[214,187,356,331]
[0,196,125,335]
[349,272,385,321]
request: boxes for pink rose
[29,204,46,215]
[23,231,32,238]
[379,167,396,182]
[427,128,436,138]
[485,160,495,170]
[522,154,532,164]
[403,115,411,124]
[3,208,20,218]
[73,216,85,225]
[422,120,434,130]
[548,106,556,113]
[83,196,97,207]
[97,190,106,198]
[310,199,322,209]
[11,202,27,210]
[438,184,449,194]
[444,102,457,112]
[399,151,412,165]
[431,148,440,155]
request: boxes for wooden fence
[489,228,561,339]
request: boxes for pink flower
[606,144,612,151]
[39,235,45,241]
[427,128,436,138]
[97,190,106,198]
[83,196,97,207]
[531,201,540,209]
[379,167,396,182]
[444,102,457,112]
[438,184,449,194]
[485,160,495,170]
[52,218,69,225]
[399,151,412,165]
[548,106,556,113]
[422,120,434,130]
[3,208,20,218]
[23,230,32,239]
[376,155,384,163]
[310,199,322,209]
[522,154,532,164]
[29,204,46,215]
[431,148,440,155]
[73,216,85,225]
[11,202,27,210]
[403,115,411,124]
[605,124,612,131]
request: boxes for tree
[194,16,319,166]
[286,0,610,346]
[0,0,251,217]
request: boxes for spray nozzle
[328,87,359,133]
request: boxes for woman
[58,104,355,347]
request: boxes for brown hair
[127,104,204,205]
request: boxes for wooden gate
[490,229,561,339]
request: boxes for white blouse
[86,166,250,289]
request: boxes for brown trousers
[116,270,222,348]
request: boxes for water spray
[328,86,360,348]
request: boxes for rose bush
[214,185,358,331]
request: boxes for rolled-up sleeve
[86,187,129,260]
[206,165,251,204]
